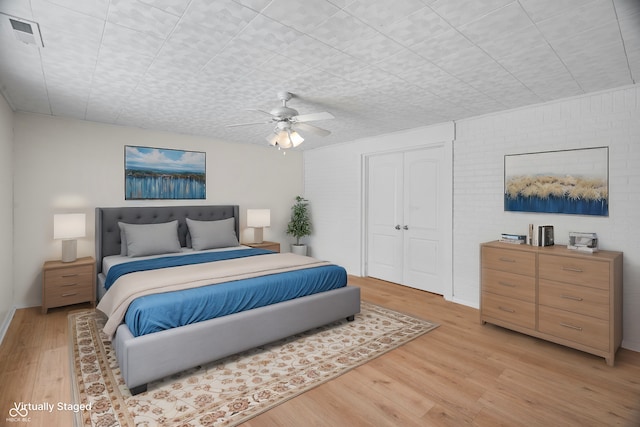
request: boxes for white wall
[0,95,14,341]
[303,122,454,275]
[454,84,640,351]
[13,113,303,308]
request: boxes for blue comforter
[107,250,348,337]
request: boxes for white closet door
[403,148,444,294]
[366,152,403,284]
[366,146,446,295]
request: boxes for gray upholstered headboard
[95,205,240,274]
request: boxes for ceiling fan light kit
[228,92,334,149]
[266,128,304,149]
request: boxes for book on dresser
[479,241,623,366]
[499,233,527,244]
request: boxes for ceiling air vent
[0,13,44,47]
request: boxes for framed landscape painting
[125,145,206,200]
[504,147,608,216]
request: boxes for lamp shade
[289,130,304,147]
[246,209,270,228]
[266,130,304,149]
[53,213,86,239]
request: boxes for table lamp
[54,213,86,262]
[246,209,270,244]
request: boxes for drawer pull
[498,306,515,313]
[62,283,78,287]
[62,273,79,278]
[562,266,583,273]
[560,322,583,331]
[499,257,516,263]
[62,292,78,297]
[561,294,583,301]
[498,281,516,288]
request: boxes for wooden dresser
[480,241,623,365]
[42,256,95,314]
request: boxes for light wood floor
[1,276,639,426]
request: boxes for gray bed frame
[95,205,361,395]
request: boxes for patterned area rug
[69,301,438,426]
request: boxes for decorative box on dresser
[480,241,623,366]
[42,256,96,314]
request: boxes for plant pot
[291,244,307,256]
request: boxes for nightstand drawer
[482,247,536,276]
[245,241,280,253]
[482,268,535,302]
[44,265,93,289]
[539,279,609,320]
[539,305,609,351]
[481,292,535,330]
[258,243,280,252]
[45,286,94,308]
[539,254,609,290]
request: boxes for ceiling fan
[226,91,334,149]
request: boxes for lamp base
[61,239,77,263]
[252,227,264,244]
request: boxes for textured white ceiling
[0,0,638,150]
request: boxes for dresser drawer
[482,292,535,330]
[482,268,535,302]
[538,305,609,351]
[539,279,609,320]
[482,247,535,276]
[539,254,609,290]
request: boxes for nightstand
[245,241,280,253]
[42,256,95,314]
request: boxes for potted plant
[286,195,311,255]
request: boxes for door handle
[403,225,408,230]
[395,225,401,230]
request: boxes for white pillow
[118,221,181,257]
[186,217,239,251]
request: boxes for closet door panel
[403,150,444,294]
[367,153,403,284]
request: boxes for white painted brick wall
[304,84,640,352]
[454,84,640,351]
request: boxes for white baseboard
[622,340,640,353]
[449,296,479,309]
[0,306,16,346]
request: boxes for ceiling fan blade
[293,111,335,122]
[226,120,272,128]
[246,109,273,116]
[294,122,331,137]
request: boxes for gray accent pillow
[186,217,239,250]
[119,229,128,255]
[118,221,181,257]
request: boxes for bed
[95,205,361,395]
